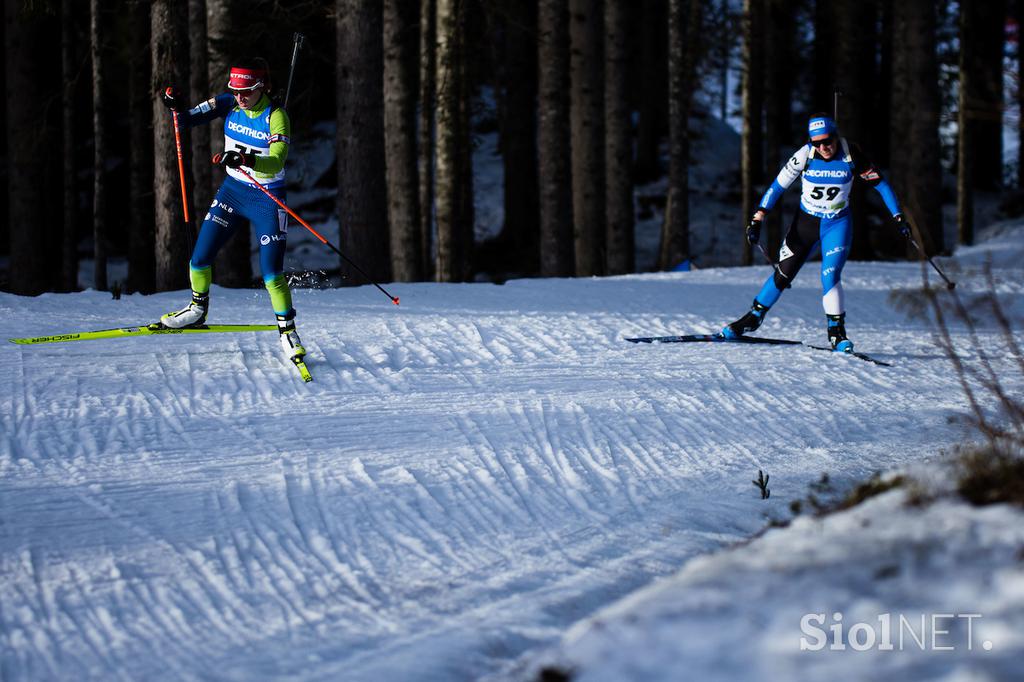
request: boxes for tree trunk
[152,0,191,291]
[538,0,574,277]
[634,0,666,184]
[763,0,793,256]
[91,0,108,292]
[5,3,60,295]
[569,0,605,276]
[605,0,633,274]
[874,0,893,167]
[128,0,155,295]
[659,0,700,271]
[1018,0,1024,192]
[434,0,466,281]
[457,53,474,279]
[189,0,214,252]
[486,0,539,276]
[890,0,943,256]
[337,0,390,283]
[206,0,232,90]
[61,0,78,292]
[812,0,837,116]
[384,0,421,281]
[207,0,251,287]
[832,0,879,260]
[958,0,976,247]
[962,0,1005,192]
[418,0,436,279]
[717,0,728,121]
[740,0,763,266]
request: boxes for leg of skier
[721,211,817,338]
[819,213,854,352]
[249,189,305,361]
[160,192,243,328]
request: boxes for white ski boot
[160,292,209,328]
[277,313,306,360]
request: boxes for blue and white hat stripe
[808,116,837,138]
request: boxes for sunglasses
[810,135,836,148]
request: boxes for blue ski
[805,345,892,367]
[625,333,802,346]
[626,333,891,366]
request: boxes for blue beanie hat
[808,115,837,138]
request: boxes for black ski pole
[906,234,956,290]
[755,242,790,287]
[284,33,305,109]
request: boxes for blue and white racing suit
[754,138,901,315]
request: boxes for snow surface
[526,486,1024,682]
[2,223,1023,680]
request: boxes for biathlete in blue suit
[721,113,909,352]
[159,57,305,361]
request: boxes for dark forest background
[0,0,1016,296]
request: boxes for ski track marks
[0,273,1016,681]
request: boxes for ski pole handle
[234,168,400,305]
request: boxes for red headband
[228,67,266,91]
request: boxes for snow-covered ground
[525,484,1024,682]
[2,220,1022,680]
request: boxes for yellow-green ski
[9,323,277,345]
[291,356,313,382]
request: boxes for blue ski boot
[721,300,770,339]
[827,313,854,353]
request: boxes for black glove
[161,86,185,112]
[212,150,249,169]
[746,217,762,245]
[893,214,910,238]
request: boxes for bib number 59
[810,186,840,200]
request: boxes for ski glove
[893,214,910,238]
[746,218,761,245]
[161,86,185,112]
[213,150,250,169]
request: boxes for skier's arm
[758,145,810,213]
[850,141,902,217]
[178,93,236,128]
[871,179,901,217]
[250,108,291,176]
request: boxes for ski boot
[277,312,306,360]
[159,291,209,328]
[827,313,854,353]
[721,300,770,339]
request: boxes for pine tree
[151,0,191,291]
[605,0,634,274]
[569,0,605,276]
[128,0,155,295]
[890,0,943,255]
[91,0,108,292]
[337,0,390,282]
[384,0,422,281]
[538,0,574,277]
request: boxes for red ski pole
[167,88,193,241]
[235,167,400,305]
